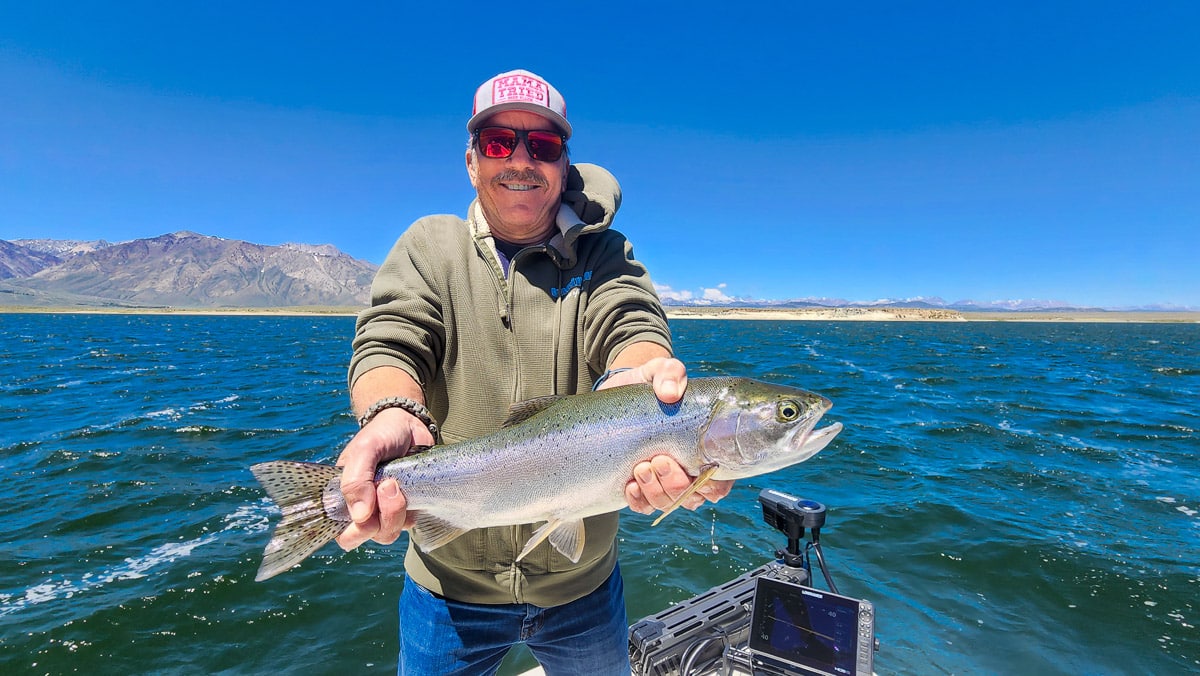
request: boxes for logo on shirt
[551,271,592,299]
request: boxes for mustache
[491,168,549,188]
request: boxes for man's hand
[595,355,687,403]
[625,455,735,516]
[598,355,735,515]
[335,407,435,551]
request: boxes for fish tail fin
[250,461,349,581]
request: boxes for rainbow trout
[250,377,842,581]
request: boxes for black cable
[808,540,839,594]
[678,636,722,675]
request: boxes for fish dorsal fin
[411,512,470,553]
[502,395,566,427]
[515,518,587,563]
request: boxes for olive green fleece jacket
[348,163,672,607]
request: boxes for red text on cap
[493,74,549,107]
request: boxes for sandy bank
[666,307,967,321]
[665,307,1200,323]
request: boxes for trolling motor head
[758,488,827,567]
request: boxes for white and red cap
[467,69,571,139]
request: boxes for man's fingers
[629,456,734,516]
[640,358,688,404]
[340,477,378,524]
[699,479,734,503]
[375,479,409,545]
[335,479,411,550]
[657,376,683,403]
[336,517,379,551]
[624,478,653,515]
[650,455,693,500]
[338,433,385,525]
[630,456,695,512]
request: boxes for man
[336,69,733,675]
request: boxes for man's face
[466,110,569,244]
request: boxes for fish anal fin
[651,465,720,527]
[502,395,566,427]
[411,512,470,553]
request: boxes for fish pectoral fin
[410,513,469,553]
[515,519,559,562]
[516,518,586,563]
[651,465,720,527]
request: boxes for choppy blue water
[1,313,1196,675]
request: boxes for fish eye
[777,400,801,422]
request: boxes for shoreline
[2,305,1198,323]
[663,306,1200,323]
[0,305,361,317]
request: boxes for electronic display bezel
[747,576,874,676]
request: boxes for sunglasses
[474,126,566,162]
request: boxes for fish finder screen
[748,577,862,676]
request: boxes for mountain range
[0,232,1189,311]
[0,232,376,308]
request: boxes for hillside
[0,240,62,279]
[0,232,377,308]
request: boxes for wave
[0,500,273,619]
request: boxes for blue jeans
[398,565,631,676]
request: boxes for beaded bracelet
[358,396,439,438]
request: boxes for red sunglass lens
[526,131,564,161]
[478,129,518,158]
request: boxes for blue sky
[2,2,1197,308]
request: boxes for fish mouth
[796,421,842,457]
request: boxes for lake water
[1,313,1196,674]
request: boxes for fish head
[699,378,842,480]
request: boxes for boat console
[628,489,878,675]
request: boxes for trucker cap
[467,69,572,139]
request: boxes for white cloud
[702,284,733,303]
[656,282,737,304]
[654,284,693,302]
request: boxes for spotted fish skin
[250,377,842,581]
